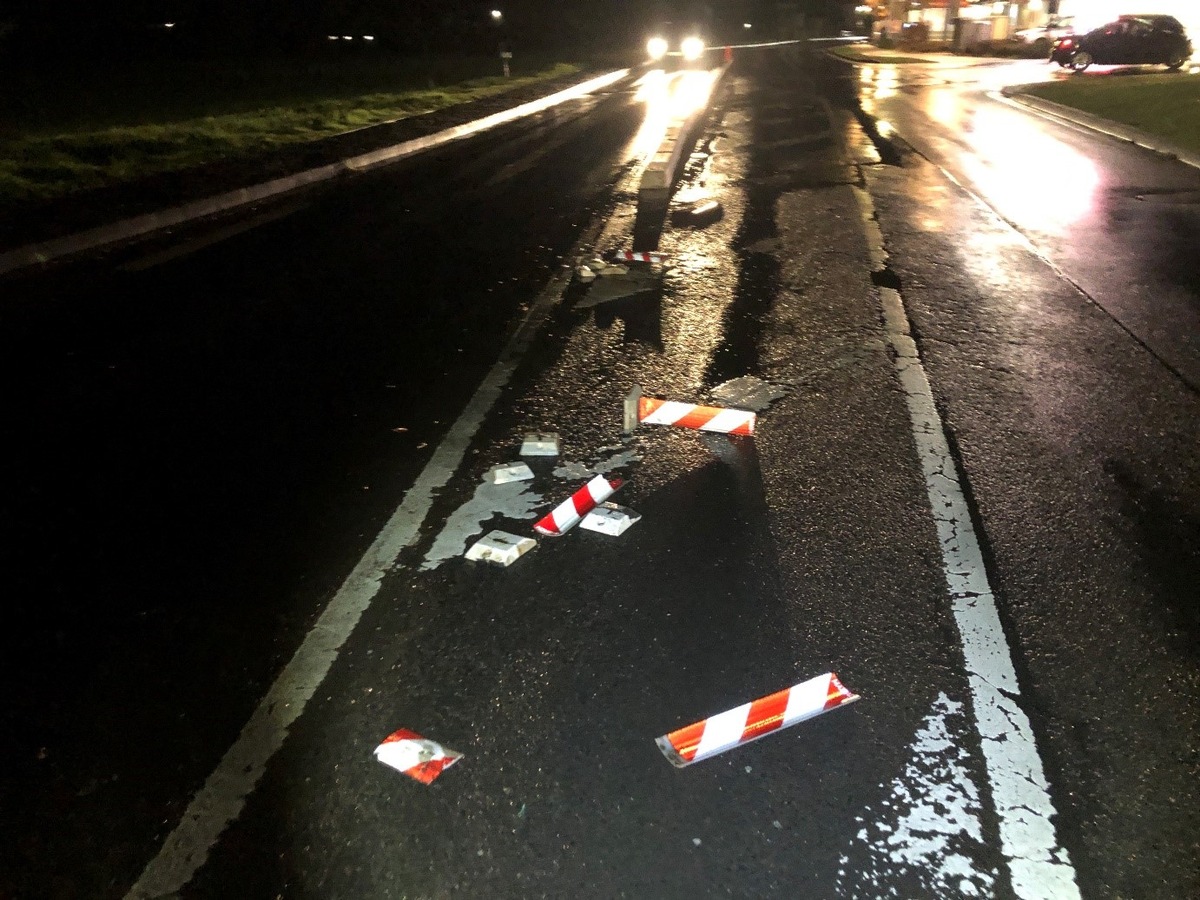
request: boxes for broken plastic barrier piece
[486,462,535,484]
[688,199,722,222]
[580,502,640,536]
[534,474,622,536]
[374,728,463,784]
[710,375,788,412]
[623,384,755,436]
[465,530,536,566]
[576,265,597,283]
[656,673,860,768]
[616,251,666,264]
[520,433,560,456]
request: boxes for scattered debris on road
[534,474,622,536]
[711,375,788,412]
[580,502,641,536]
[623,384,756,435]
[486,462,535,484]
[655,672,860,768]
[374,729,463,784]
[465,530,537,566]
[520,432,560,456]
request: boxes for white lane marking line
[124,252,588,900]
[879,285,1080,900]
[836,694,996,898]
[118,202,309,272]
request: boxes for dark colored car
[1051,14,1192,72]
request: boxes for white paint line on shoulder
[123,247,586,900]
[879,285,1080,900]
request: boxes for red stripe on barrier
[674,406,719,430]
[664,721,706,763]
[741,688,789,743]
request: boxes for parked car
[1015,16,1075,54]
[1050,14,1192,72]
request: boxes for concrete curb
[0,68,631,278]
[1001,86,1200,171]
[638,63,732,196]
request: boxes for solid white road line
[123,254,583,900]
[879,286,1081,900]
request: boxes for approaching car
[645,21,708,66]
[1050,14,1192,72]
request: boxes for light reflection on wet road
[856,57,1200,391]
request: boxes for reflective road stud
[656,672,860,768]
[464,530,536,566]
[534,474,622,536]
[623,385,755,435]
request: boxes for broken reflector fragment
[374,729,463,784]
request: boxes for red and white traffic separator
[616,251,666,264]
[655,672,860,768]
[534,474,623,536]
[374,728,463,784]
[623,385,755,435]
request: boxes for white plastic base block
[521,432,560,456]
[577,265,597,283]
[465,530,536,566]
[580,502,641,536]
[486,462,535,484]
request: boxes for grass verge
[0,58,584,207]
[1022,73,1200,156]
[828,45,932,65]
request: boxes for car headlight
[681,36,705,61]
[647,36,668,60]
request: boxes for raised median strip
[639,64,731,195]
[0,68,630,278]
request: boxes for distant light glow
[647,36,668,60]
[327,35,338,40]
[681,36,705,61]
[491,9,503,21]
[342,35,353,40]
[164,22,175,29]
[363,35,374,41]
[743,23,752,29]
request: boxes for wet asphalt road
[1,47,1198,899]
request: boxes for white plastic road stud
[374,728,463,784]
[520,432,560,456]
[486,462,535,484]
[534,474,622,536]
[580,502,641,536]
[465,530,536,566]
[623,384,755,435]
[577,265,597,283]
[656,672,860,768]
[598,264,629,277]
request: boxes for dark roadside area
[0,61,632,254]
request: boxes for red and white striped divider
[616,251,666,264]
[534,474,623,537]
[374,728,463,784]
[655,672,860,768]
[623,385,755,435]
